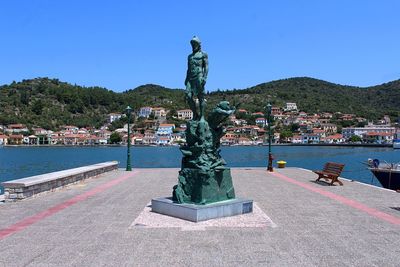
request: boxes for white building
[0,134,8,145]
[6,124,29,134]
[255,118,266,127]
[139,107,153,118]
[152,107,167,120]
[342,124,396,140]
[156,124,175,136]
[108,113,123,123]
[177,109,193,120]
[302,134,320,144]
[321,123,337,135]
[284,102,298,111]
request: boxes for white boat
[393,139,400,149]
[393,132,400,149]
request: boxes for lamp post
[266,103,274,172]
[126,106,132,171]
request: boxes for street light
[266,103,274,172]
[126,106,132,171]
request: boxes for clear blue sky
[1,0,399,92]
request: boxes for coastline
[1,143,393,148]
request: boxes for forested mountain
[0,77,399,130]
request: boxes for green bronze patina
[172,37,236,204]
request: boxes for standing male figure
[185,36,209,120]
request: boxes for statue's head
[190,36,201,52]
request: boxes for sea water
[0,146,398,193]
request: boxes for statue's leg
[197,79,206,120]
[186,82,198,120]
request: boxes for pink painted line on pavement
[0,171,139,240]
[271,171,400,226]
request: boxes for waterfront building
[50,132,63,145]
[138,107,153,118]
[177,109,193,120]
[312,128,326,138]
[364,132,393,144]
[323,134,345,144]
[6,124,28,134]
[63,134,82,145]
[85,135,101,145]
[0,134,8,145]
[221,132,238,145]
[132,134,144,145]
[28,135,38,145]
[291,135,302,144]
[8,134,24,145]
[302,133,320,144]
[143,130,157,145]
[342,124,396,140]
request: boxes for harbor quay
[0,167,399,266]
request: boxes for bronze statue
[185,36,209,120]
[173,37,236,204]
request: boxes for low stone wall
[1,161,118,201]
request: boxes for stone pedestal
[152,197,253,222]
[173,168,235,204]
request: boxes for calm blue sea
[0,145,399,193]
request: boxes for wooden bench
[313,162,345,186]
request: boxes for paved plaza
[0,167,399,266]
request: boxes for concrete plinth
[151,197,253,222]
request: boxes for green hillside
[0,77,399,130]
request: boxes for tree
[280,129,293,142]
[109,132,122,144]
[31,99,44,115]
[350,135,362,143]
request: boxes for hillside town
[0,102,397,146]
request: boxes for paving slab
[0,167,399,266]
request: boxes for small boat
[367,159,400,191]
[393,132,400,149]
[393,139,400,149]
